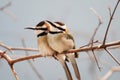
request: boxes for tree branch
[0,40,119,64]
[103,0,120,45]
[100,66,120,80]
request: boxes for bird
[46,21,81,80]
[25,20,73,80]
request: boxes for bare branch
[90,8,102,25]
[104,48,120,65]
[100,66,120,80]
[10,65,19,80]
[0,2,11,10]
[0,50,18,80]
[1,40,119,64]
[103,0,120,45]
[79,40,99,48]
[10,47,38,51]
[0,42,38,51]
[89,8,102,45]
[91,50,101,71]
[108,6,112,17]
[89,8,103,71]
[0,2,17,20]
[0,41,13,53]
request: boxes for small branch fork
[86,0,120,71]
[103,0,120,45]
[101,0,120,67]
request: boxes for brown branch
[1,40,119,80]
[103,0,120,45]
[10,47,38,51]
[0,40,119,80]
[0,42,38,51]
[1,40,119,64]
[0,41,13,53]
[104,48,120,65]
[89,8,102,71]
[89,8,102,44]
[103,0,120,66]
[108,6,112,17]
[0,50,18,80]
[10,65,19,80]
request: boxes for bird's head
[25,21,50,37]
[46,21,69,34]
[25,20,69,36]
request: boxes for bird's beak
[25,27,36,30]
[25,27,48,31]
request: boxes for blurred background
[0,0,120,80]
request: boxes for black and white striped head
[25,21,50,37]
[25,20,68,37]
[46,21,68,34]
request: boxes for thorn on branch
[108,6,112,18]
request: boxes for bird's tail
[67,53,81,80]
[56,54,73,80]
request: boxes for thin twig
[0,1,17,20]
[0,41,13,53]
[79,40,99,48]
[10,47,38,51]
[89,8,102,44]
[0,42,38,51]
[91,50,101,71]
[0,2,11,10]
[10,65,19,80]
[88,8,102,71]
[103,0,120,45]
[104,48,120,65]
[9,40,120,64]
[108,6,112,17]
[100,66,120,80]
